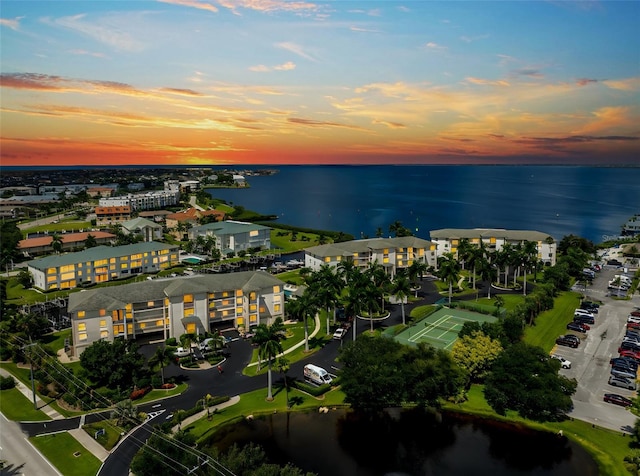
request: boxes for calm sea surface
[208,165,640,244]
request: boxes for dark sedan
[566,322,588,333]
[556,334,580,348]
[603,393,633,407]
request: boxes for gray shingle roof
[304,236,434,258]
[68,270,284,312]
[429,228,553,242]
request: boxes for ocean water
[207,165,640,244]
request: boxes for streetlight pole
[23,340,38,410]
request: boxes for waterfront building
[67,270,285,356]
[304,236,437,276]
[189,220,271,256]
[26,242,180,291]
[622,214,640,236]
[429,228,557,265]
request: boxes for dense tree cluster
[79,338,149,391]
[483,343,577,421]
[338,335,467,413]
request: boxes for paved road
[1,413,62,475]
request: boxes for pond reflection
[208,408,598,476]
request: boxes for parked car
[574,309,595,318]
[608,376,637,391]
[582,300,600,309]
[628,321,640,331]
[619,341,640,353]
[332,328,347,340]
[610,357,639,371]
[551,354,572,369]
[630,311,640,318]
[619,350,640,362]
[573,314,595,325]
[611,365,637,380]
[628,315,640,324]
[566,322,588,333]
[603,393,633,407]
[173,347,190,357]
[556,334,580,348]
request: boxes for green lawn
[524,291,582,352]
[0,387,51,421]
[185,386,347,444]
[30,432,101,476]
[21,221,92,236]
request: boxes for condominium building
[18,231,115,257]
[188,220,271,255]
[429,228,557,265]
[27,242,180,291]
[304,236,437,275]
[67,270,285,356]
[95,205,131,226]
[98,187,180,211]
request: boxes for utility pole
[23,340,38,410]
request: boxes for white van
[303,364,333,385]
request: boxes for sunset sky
[1,0,639,166]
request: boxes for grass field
[0,387,51,421]
[30,432,101,476]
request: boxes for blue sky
[1,1,639,166]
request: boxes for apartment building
[304,236,437,276]
[95,205,131,226]
[98,187,180,211]
[67,270,285,356]
[428,228,557,265]
[27,242,180,291]
[188,220,271,255]
[120,217,163,242]
[18,231,115,257]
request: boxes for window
[274,304,281,313]
[99,309,106,316]
[184,308,194,317]
[236,290,243,297]
[250,304,257,312]
[184,294,194,303]
[236,307,243,314]
[273,285,281,293]
[78,323,86,331]
[100,330,109,339]
[78,332,88,341]
[77,311,85,318]
[156,320,164,327]
[249,230,259,237]
[186,323,196,334]
[100,320,106,328]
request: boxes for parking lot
[555,264,639,433]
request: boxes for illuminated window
[398,260,403,266]
[250,304,257,312]
[236,307,243,314]
[383,257,389,264]
[110,258,116,264]
[99,309,106,316]
[78,311,85,318]
[100,320,106,328]
[250,292,256,300]
[100,330,109,339]
[273,285,281,293]
[184,308,194,317]
[324,256,330,262]
[156,320,164,327]
[121,263,129,269]
[249,230,259,237]
[274,304,281,312]
[79,332,87,341]
[237,317,244,326]
[236,290,243,297]
[208,293,215,299]
[184,294,193,303]
[47,268,56,274]
[222,291,229,298]
[383,248,389,254]
[139,323,146,329]
[490,237,496,244]
[452,239,459,246]
[148,301,155,307]
[78,323,86,331]
[186,323,196,334]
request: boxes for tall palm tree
[522,240,538,295]
[254,317,285,401]
[307,265,342,334]
[438,252,461,305]
[149,346,173,386]
[295,289,318,353]
[407,260,427,297]
[342,272,368,341]
[391,274,411,325]
[276,357,291,408]
[367,261,390,311]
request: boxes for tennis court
[394,307,497,350]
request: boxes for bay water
[207,165,640,244]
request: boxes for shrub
[165,337,178,347]
[0,375,16,390]
[130,387,151,401]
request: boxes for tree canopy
[483,342,576,421]
[338,335,467,413]
[79,338,148,390]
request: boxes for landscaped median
[29,432,102,476]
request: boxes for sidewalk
[171,395,240,432]
[68,425,110,462]
[0,367,65,420]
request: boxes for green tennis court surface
[394,307,497,350]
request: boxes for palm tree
[389,220,403,238]
[438,252,461,305]
[367,261,390,311]
[342,272,368,341]
[254,317,285,400]
[51,234,63,254]
[522,240,538,295]
[391,274,411,325]
[306,265,342,334]
[407,260,427,297]
[276,357,291,408]
[295,289,318,353]
[149,346,173,386]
